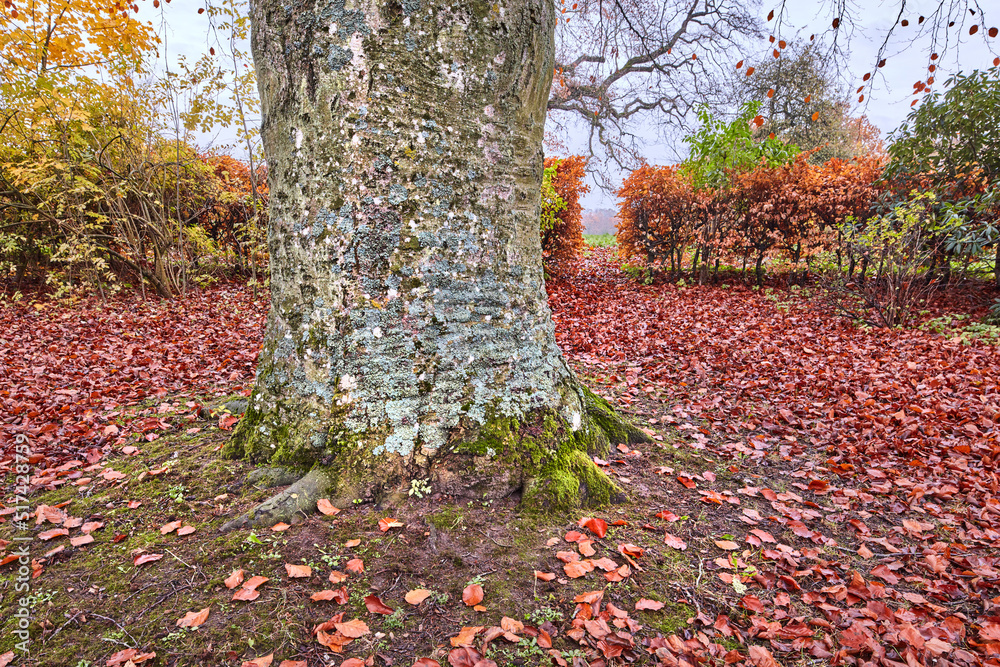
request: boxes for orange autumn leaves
[617,155,885,272]
[541,155,590,268]
[536,516,633,583]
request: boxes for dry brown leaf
[160,520,181,535]
[405,588,433,605]
[563,560,594,578]
[574,590,604,605]
[462,584,484,606]
[450,626,484,647]
[224,569,245,589]
[176,607,210,628]
[334,618,370,638]
[663,533,687,550]
[38,528,68,541]
[364,594,394,614]
[591,557,618,571]
[316,499,340,516]
[580,517,608,538]
[378,517,404,532]
[748,645,781,667]
[81,521,104,533]
[232,575,269,601]
[285,563,312,578]
[70,534,94,547]
[105,648,137,667]
[635,598,665,611]
[232,587,260,602]
[310,589,339,601]
[500,616,524,635]
[133,553,163,566]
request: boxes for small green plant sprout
[984,298,1000,325]
[384,608,406,630]
[728,553,757,595]
[408,477,432,499]
[465,574,487,588]
[526,606,564,625]
[167,484,187,503]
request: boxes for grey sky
[137,0,998,210]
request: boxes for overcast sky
[139,0,999,209]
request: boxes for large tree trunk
[224,0,644,529]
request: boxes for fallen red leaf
[364,594,394,614]
[580,516,608,538]
[635,598,666,611]
[176,607,210,628]
[462,584,484,606]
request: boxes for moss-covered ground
[0,388,780,667]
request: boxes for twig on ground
[46,611,82,643]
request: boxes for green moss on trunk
[223,380,644,528]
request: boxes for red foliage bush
[197,155,269,268]
[542,155,589,266]
[617,155,886,282]
[616,164,706,271]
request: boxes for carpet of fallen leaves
[547,248,1000,667]
[2,249,1000,667]
[0,285,267,474]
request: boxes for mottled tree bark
[224,0,645,528]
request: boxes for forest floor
[1,248,999,667]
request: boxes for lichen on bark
[223,0,646,528]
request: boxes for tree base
[220,384,648,531]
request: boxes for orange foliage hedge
[617,155,885,281]
[542,155,589,265]
[198,154,269,255]
[616,164,706,271]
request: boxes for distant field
[584,233,617,247]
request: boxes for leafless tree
[547,0,763,189]
[548,0,998,189]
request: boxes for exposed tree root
[220,468,334,532]
[221,385,648,532]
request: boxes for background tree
[681,101,799,282]
[545,0,763,188]
[886,66,1000,285]
[734,41,882,163]
[547,0,997,190]
[887,67,1000,181]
